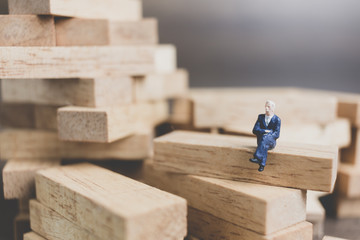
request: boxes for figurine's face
[265,103,274,116]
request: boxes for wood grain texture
[0,15,55,46]
[8,0,142,21]
[141,163,306,235]
[188,208,313,240]
[336,163,360,198]
[24,232,47,240]
[134,69,189,102]
[57,101,167,143]
[35,163,187,240]
[336,196,360,218]
[56,18,158,46]
[154,131,338,192]
[1,77,133,107]
[3,158,60,199]
[0,45,176,79]
[341,127,360,165]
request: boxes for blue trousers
[254,134,276,166]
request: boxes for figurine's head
[265,100,275,116]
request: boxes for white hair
[266,100,276,110]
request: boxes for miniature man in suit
[249,100,281,172]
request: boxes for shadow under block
[336,196,360,218]
[14,212,30,240]
[341,127,360,165]
[188,208,313,240]
[35,163,187,240]
[189,88,337,127]
[141,164,306,235]
[55,18,158,46]
[336,163,360,198]
[34,105,58,130]
[24,232,47,240]
[0,45,176,79]
[0,129,153,160]
[0,15,55,46]
[3,158,61,199]
[1,77,133,107]
[8,0,142,21]
[153,131,338,192]
[57,101,167,143]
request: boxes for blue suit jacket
[252,114,281,146]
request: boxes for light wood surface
[0,45,176,79]
[0,15,55,46]
[306,191,326,239]
[337,163,360,198]
[323,236,349,240]
[154,131,338,192]
[335,92,360,128]
[188,208,313,240]
[169,98,193,125]
[1,77,132,107]
[24,232,47,240]
[3,158,60,199]
[56,18,157,46]
[141,163,306,235]
[57,101,167,143]
[341,127,360,165]
[35,163,187,240]
[8,0,142,21]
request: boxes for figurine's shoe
[258,165,265,172]
[249,158,260,164]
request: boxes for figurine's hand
[265,130,271,133]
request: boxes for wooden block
[35,163,187,240]
[0,45,176,79]
[1,77,133,107]
[141,163,306,235]
[336,196,360,218]
[189,88,337,127]
[188,208,313,240]
[306,191,326,239]
[24,232,47,240]
[323,236,349,240]
[169,98,193,125]
[0,103,35,129]
[3,158,61,199]
[341,127,360,165]
[57,101,168,143]
[30,200,97,240]
[337,163,360,198]
[8,0,142,21]
[0,15,55,46]
[34,105,58,130]
[56,18,158,46]
[134,69,189,102]
[19,198,30,214]
[14,212,30,240]
[154,131,338,192]
[336,93,360,127]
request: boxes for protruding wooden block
[58,101,167,143]
[341,127,360,165]
[3,158,61,199]
[23,232,47,240]
[0,15,55,46]
[154,131,338,192]
[336,196,360,218]
[141,163,306,235]
[14,212,30,240]
[337,163,360,198]
[35,163,187,240]
[8,0,142,21]
[1,77,133,107]
[56,18,157,46]
[188,208,313,240]
[0,45,176,79]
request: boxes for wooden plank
[14,212,30,240]
[8,0,142,21]
[141,163,306,235]
[56,18,157,46]
[35,163,187,240]
[336,196,360,218]
[188,208,313,240]
[0,15,55,46]
[0,103,35,129]
[57,101,168,143]
[1,77,133,107]
[134,69,189,102]
[34,105,58,130]
[153,131,338,192]
[341,127,360,165]
[0,45,176,79]
[24,232,47,240]
[337,163,360,198]
[189,88,337,127]
[2,158,61,199]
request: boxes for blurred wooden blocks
[2,77,132,107]
[323,236,349,240]
[3,158,61,199]
[35,163,187,239]
[170,98,193,125]
[188,208,313,240]
[0,103,35,128]
[337,163,360,198]
[0,15,55,46]
[56,18,157,46]
[58,101,167,142]
[14,212,30,240]
[306,191,326,239]
[154,131,338,192]
[141,164,306,235]
[336,196,360,218]
[34,105,58,130]
[24,232,47,240]
[8,0,142,21]
[335,92,360,127]
[341,128,360,165]
[134,69,189,101]
[0,45,176,79]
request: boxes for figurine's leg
[254,141,269,166]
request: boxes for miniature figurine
[249,100,281,172]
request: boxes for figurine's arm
[271,118,281,139]
[252,115,267,135]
